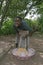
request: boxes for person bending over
[14,16,33,50]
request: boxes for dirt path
[0,34,43,65]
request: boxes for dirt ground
[0,33,43,65]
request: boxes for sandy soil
[0,33,43,65]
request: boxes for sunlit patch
[40,53,43,58]
[0,48,3,54]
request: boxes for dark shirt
[14,20,33,33]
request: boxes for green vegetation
[0,18,16,35]
[0,17,43,35]
[0,0,43,35]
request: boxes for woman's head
[15,16,22,27]
[15,16,22,21]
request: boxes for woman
[14,16,33,50]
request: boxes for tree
[0,0,43,27]
[0,0,11,27]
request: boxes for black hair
[15,16,22,21]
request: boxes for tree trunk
[0,0,4,10]
[0,0,11,28]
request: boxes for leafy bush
[1,18,16,35]
[25,19,39,31]
[0,17,43,35]
[38,15,43,33]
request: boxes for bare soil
[0,33,43,65]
